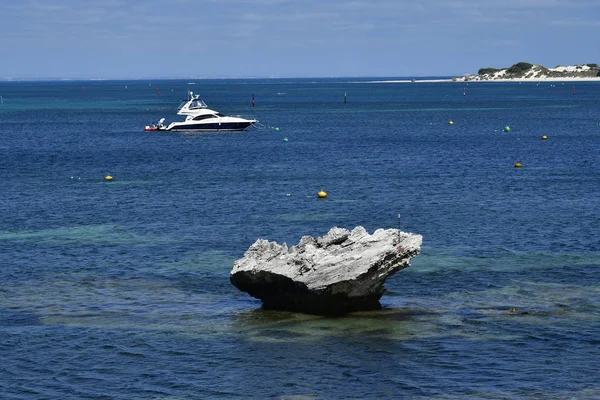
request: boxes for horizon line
[0,74,455,82]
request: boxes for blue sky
[1,0,599,79]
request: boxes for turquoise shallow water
[1,78,599,399]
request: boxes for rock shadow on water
[231,306,429,342]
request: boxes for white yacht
[145,92,257,132]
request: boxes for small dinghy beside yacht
[144,92,257,132]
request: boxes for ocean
[1,78,599,399]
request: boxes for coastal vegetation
[506,62,534,74]
[477,67,501,75]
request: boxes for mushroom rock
[230,226,422,315]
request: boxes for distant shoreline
[366,76,600,84]
[447,62,600,84]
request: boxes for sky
[1,0,599,79]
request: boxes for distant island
[453,62,600,82]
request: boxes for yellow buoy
[541,135,548,140]
[448,120,454,125]
[514,162,522,168]
[317,190,327,198]
[105,175,113,181]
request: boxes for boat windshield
[177,98,208,111]
[188,99,208,110]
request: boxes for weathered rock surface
[230,226,422,315]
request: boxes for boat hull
[165,121,256,132]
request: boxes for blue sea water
[1,78,599,399]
